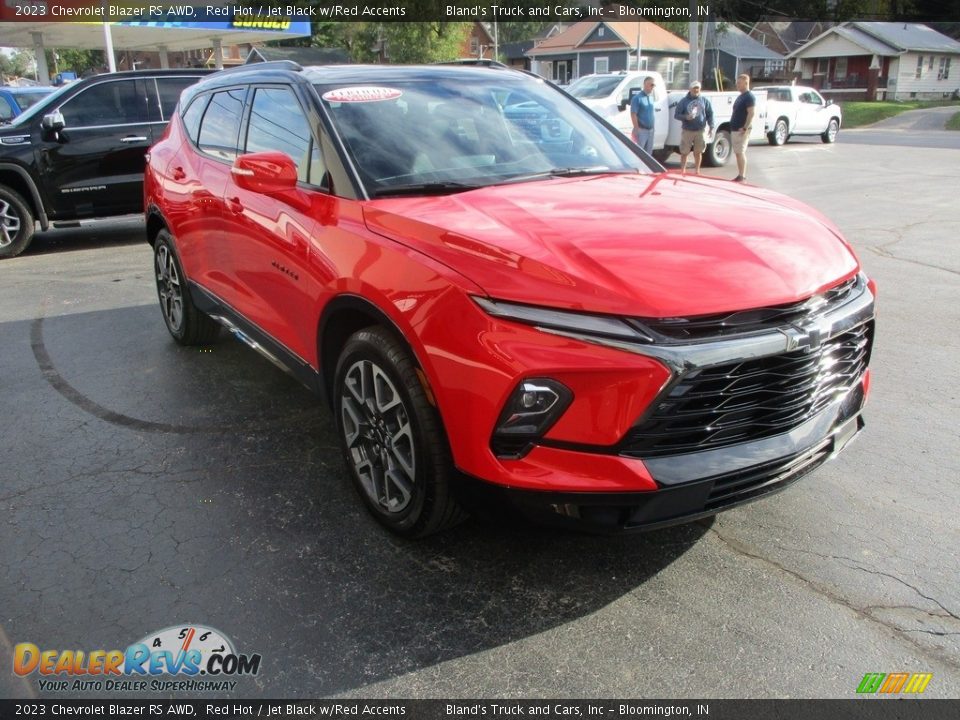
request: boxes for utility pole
[689,18,699,85]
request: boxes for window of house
[929,56,935,69]
[197,87,245,161]
[245,87,321,185]
[470,37,479,55]
[598,27,604,38]
[835,57,848,80]
[683,60,690,79]
[667,59,676,85]
[594,57,609,74]
[939,57,951,80]
[817,58,828,73]
[60,80,141,127]
[639,57,648,71]
[916,56,923,78]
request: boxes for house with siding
[703,24,787,88]
[787,22,960,101]
[525,21,689,88]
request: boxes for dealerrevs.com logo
[13,625,261,693]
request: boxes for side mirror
[825,99,833,106]
[42,110,65,131]
[618,99,629,112]
[231,151,298,194]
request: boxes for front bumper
[458,381,866,533]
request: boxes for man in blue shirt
[730,73,757,182]
[673,81,714,175]
[630,76,656,155]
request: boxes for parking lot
[1,124,958,699]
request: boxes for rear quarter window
[197,88,246,161]
[180,93,209,145]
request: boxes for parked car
[566,70,768,166]
[758,85,842,145]
[145,61,875,537]
[0,69,210,258]
[0,86,55,123]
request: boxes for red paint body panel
[364,173,860,318]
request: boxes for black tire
[0,185,36,259]
[768,118,788,146]
[651,148,672,163]
[821,118,839,144]
[704,129,731,167]
[333,327,466,537]
[153,229,220,345]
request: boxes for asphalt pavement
[1,112,958,699]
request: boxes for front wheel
[334,327,466,537]
[822,118,839,144]
[704,129,731,167]
[0,185,36,259]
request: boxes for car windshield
[12,89,52,112]
[8,83,73,127]
[566,75,624,100]
[315,76,648,197]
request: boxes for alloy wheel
[156,244,184,332]
[340,359,416,514]
[0,198,22,248]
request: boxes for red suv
[144,61,875,537]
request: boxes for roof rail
[214,60,303,76]
[435,59,510,69]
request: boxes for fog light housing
[491,379,573,459]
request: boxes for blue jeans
[633,128,654,155]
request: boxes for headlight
[473,296,653,343]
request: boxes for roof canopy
[0,20,310,52]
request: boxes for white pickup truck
[566,70,768,167]
[756,85,842,145]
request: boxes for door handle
[171,166,186,181]
[120,136,148,143]
[227,196,243,214]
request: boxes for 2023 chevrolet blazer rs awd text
[144,62,876,537]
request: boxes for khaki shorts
[679,129,706,154]
[733,129,749,154]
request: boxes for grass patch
[840,99,960,128]
[946,112,960,131]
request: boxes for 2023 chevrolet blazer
[144,61,875,537]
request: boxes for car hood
[362,173,859,318]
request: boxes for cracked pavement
[1,130,958,699]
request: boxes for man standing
[730,74,756,182]
[630,76,656,155]
[674,80,714,175]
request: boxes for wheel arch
[145,205,168,247]
[0,163,48,230]
[317,294,438,413]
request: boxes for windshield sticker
[322,87,403,104]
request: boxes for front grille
[631,276,860,342]
[705,439,833,511]
[620,320,873,457]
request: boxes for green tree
[45,48,104,75]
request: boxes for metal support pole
[212,38,223,70]
[103,22,117,72]
[31,32,50,84]
[158,45,169,69]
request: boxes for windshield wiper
[500,166,634,184]
[371,181,481,197]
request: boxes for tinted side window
[154,77,203,121]
[245,87,317,184]
[181,94,209,144]
[197,88,245,161]
[0,95,13,122]
[60,80,141,126]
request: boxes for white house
[788,22,960,100]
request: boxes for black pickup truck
[0,69,209,258]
